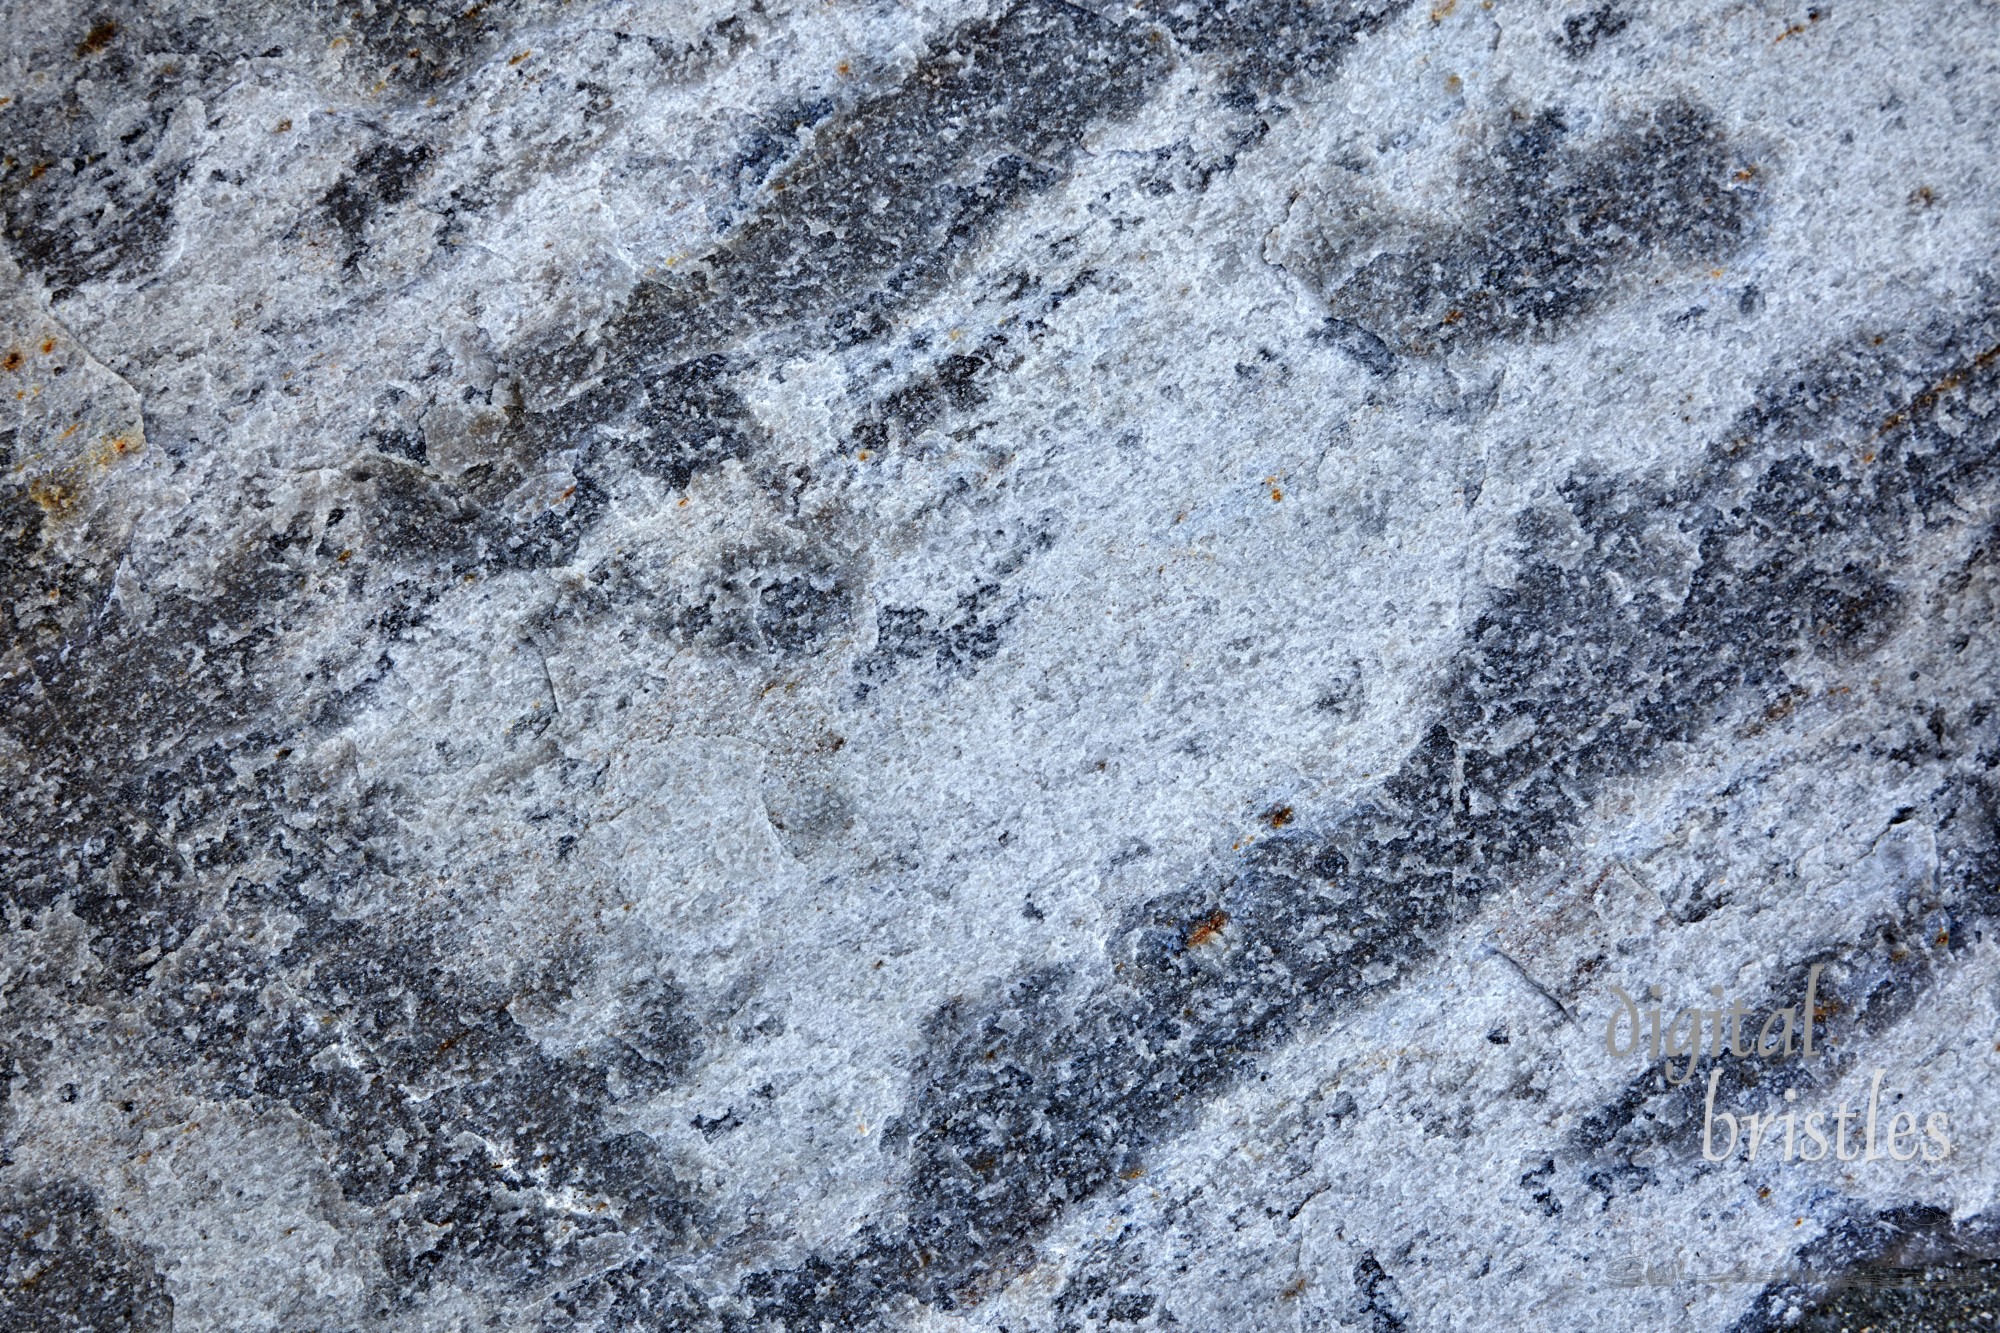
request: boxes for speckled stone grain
[3,2,1999,1331]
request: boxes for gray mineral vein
[3,1,1999,1330]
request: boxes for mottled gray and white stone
[3,1,1998,1329]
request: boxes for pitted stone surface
[4,3,1999,1330]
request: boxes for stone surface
[3,2,1999,1329]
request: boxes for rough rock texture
[4,2,1999,1330]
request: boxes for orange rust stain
[836,61,852,76]
[1,349,20,371]
[28,163,46,180]
[1733,166,1758,181]
[76,20,118,57]
[1118,1165,1145,1180]
[1266,805,1295,828]
[1270,487,1283,501]
[1442,309,1464,324]
[508,49,532,65]
[58,422,80,440]
[1429,0,1457,20]
[1185,909,1228,950]
[1775,11,1823,42]
[559,484,576,501]
[40,339,55,354]
[28,479,74,516]
[1876,339,2000,437]
[275,118,292,132]
[337,548,354,563]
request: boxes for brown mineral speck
[1774,11,1824,42]
[76,20,118,57]
[29,480,74,516]
[1185,910,1227,949]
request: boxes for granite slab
[4,2,1999,1329]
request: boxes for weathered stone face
[4,2,1998,1330]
